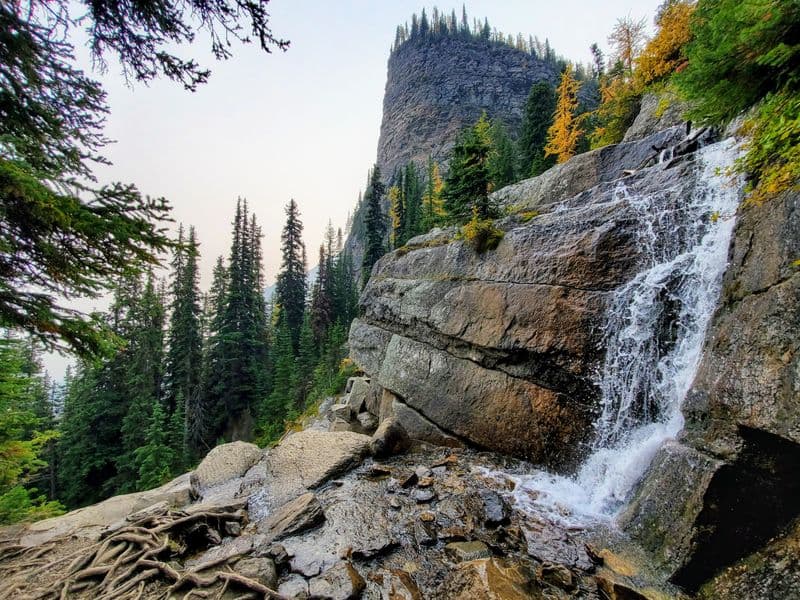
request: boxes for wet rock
[263,430,372,507]
[413,519,437,547]
[389,398,465,448]
[278,573,309,599]
[419,511,435,523]
[414,466,432,479]
[445,541,491,562]
[539,562,575,592]
[389,497,401,510]
[431,454,459,468]
[412,488,436,503]
[258,492,325,542]
[417,476,434,488]
[480,489,511,526]
[372,569,424,600]
[438,557,538,599]
[235,556,278,589]
[191,441,263,491]
[399,472,418,488]
[308,562,366,600]
[259,543,291,568]
[595,575,653,600]
[370,417,411,458]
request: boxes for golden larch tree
[545,64,583,164]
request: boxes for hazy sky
[45,0,663,377]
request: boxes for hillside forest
[1,0,798,522]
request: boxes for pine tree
[275,199,307,348]
[519,82,558,177]
[388,185,404,249]
[165,226,203,417]
[402,162,422,240]
[362,166,386,285]
[134,402,174,491]
[545,65,583,164]
[488,121,517,189]
[421,158,445,231]
[442,113,495,223]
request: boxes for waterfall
[499,138,742,525]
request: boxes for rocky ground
[0,381,684,600]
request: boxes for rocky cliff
[376,35,556,179]
[349,118,690,467]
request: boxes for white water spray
[500,138,742,525]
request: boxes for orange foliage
[544,65,583,164]
[635,1,696,88]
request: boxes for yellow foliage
[462,210,504,253]
[545,65,583,163]
[635,1,695,88]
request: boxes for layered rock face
[621,188,800,595]
[377,36,556,179]
[350,124,703,468]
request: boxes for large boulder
[191,441,263,491]
[261,430,372,507]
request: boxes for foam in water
[496,138,742,526]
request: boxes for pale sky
[45,0,663,377]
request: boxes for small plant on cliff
[462,209,504,253]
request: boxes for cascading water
[496,137,743,526]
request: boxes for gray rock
[370,417,411,458]
[191,441,263,491]
[278,574,309,599]
[356,411,379,432]
[413,488,436,503]
[263,430,372,507]
[258,492,325,542]
[235,556,278,589]
[622,92,688,143]
[330,403,352,421]
[329,418,356,433]
[308,562,365,600]
[346,378,370,414]
[444,541,491,562]
[479,490,510,526]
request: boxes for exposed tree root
[0,504,286,600]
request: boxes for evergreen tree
[114,275,166,493]
[442,113,495,223]
[164,226,203,416]
[545,65,583,164]
[198,256,228,452]
[0,336,63,523]
[133,402,174,491]
[519,82,558,177]
[421,158,445,231]
[388,185,405,248]
[275,199,307,347]
[362,166,386,285]
[487,121,517,189]
[402,162,423,240]
[310,245,333,341]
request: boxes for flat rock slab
[445,541,492,562]
[20,473,194,546]
[263,430,372,507]
[258,492,325,542]
[191,441,263,491]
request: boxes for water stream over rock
[495,138,743,526]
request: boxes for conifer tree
[442,113,495,222]
[362,166,386,285]
[275,200,307,347]
[388,186,404,249]
[519,82,558,176]
[402,163,422,240]
[134,402,174,491]
[545,65,583,164]
[488,121,517,189]
[165,226,203,417]
[421,158,445,231]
